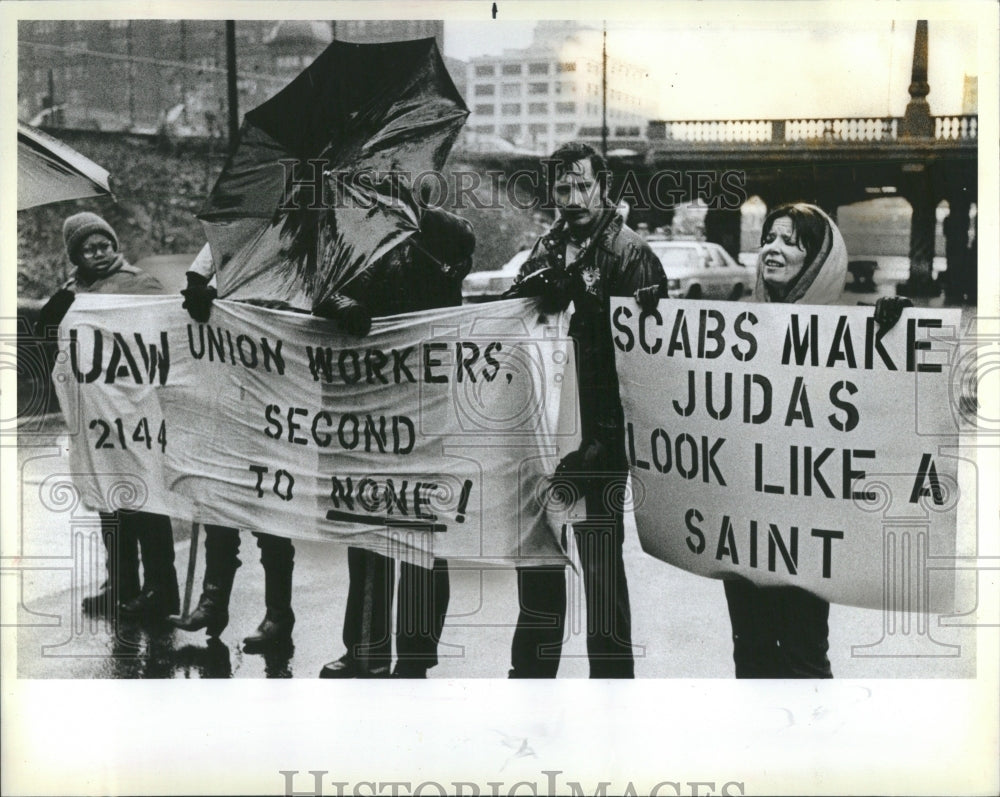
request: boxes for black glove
[634,277,667,313]
[554,438,611,493]
[313,293,372,337]
[873,296,913,336]
[181,271,217,323]
[503,267,572,313]
[36,288,76,338]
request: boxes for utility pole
[225,21,239,153]
[127,21,135,128]
[601,23,608,157]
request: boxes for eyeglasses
[80,241,113,256]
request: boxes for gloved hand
[181,271,217,323]
[554,438,611,492]
[36,288,76,337]
[634,277,667,312]
[503,267,572,313]
[873,296,913,336]
[313,293,372,337]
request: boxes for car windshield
[651,246,701,270]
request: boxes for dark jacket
[343,208,475,315]
[517,208,665,460]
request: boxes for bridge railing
[647,115,977,144]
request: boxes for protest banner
[612,297,964,611]
[52,295,579,566]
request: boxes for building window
[501,103,521,115]
[475,64,495,77]
[501,124,522,139]
[475,104,495,115]
[556,102,576,113]
[529,62,548,75]
[555,123,576,134]
[529,123,548,134]
[501,83,520,97]
[528,102,548,115]
[502,63,522,75]
[474,84,495,96]
[528,82,548,95]
[475,124,495,134]
[557,62,576,72]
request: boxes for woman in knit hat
[37,212,180,622]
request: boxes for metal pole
[127,21,135,128]
[601,23,608,157]
[225,21,239,153]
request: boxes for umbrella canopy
[198,38,469,310]
[17,122,114,210]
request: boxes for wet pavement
[9,262,983,679]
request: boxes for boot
[242,534,294,653]
[242,608,295,652]
[82,512,140,616]
[170,526,241,637]
[120,513,180,622]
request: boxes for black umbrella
[198,38,469,310]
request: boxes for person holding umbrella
[317,202,476,679]
[37,212,180,621]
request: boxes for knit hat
[63,212,119,264]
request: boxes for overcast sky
[445,19,978,119]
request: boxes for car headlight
[666,278,681,290]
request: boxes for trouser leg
[774,587,833,679]
[343,547,393,670]
[395,557,450,673]
[576,475,634,678]
[509,563,566,678]
[83,511,140,614]
[171,525,240,635]
[242,533,294,651]
[724,580,781,679]
[122,512,179,618]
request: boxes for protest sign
[612,297,963,611]
[53,295,579,566]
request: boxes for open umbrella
[198,38,469,311]
[17,122,114,210]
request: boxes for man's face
[552,158,605,233]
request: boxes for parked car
[463,248,532,302]
[648,240,755,300]
[132,252,198,294]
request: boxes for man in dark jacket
[317,205,475,679]
[505,142,665,678]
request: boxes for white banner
[612,297,963,610]
[54,295,580,566]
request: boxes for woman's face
[759,216,807,299]
[77,233,116,270]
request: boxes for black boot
[120,512,180,622]
[82,512,140,616]
[242,534,294,653]
[170,526,241,637]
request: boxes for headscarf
[751,203,847,306]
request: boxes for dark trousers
[202,526,293,586]
[723,580,833,679]
[100,510,176,599]
[342,547,450,670]
[510,473,634,678]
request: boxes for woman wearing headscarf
[37,212,180,621]
[637,202,909,678]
